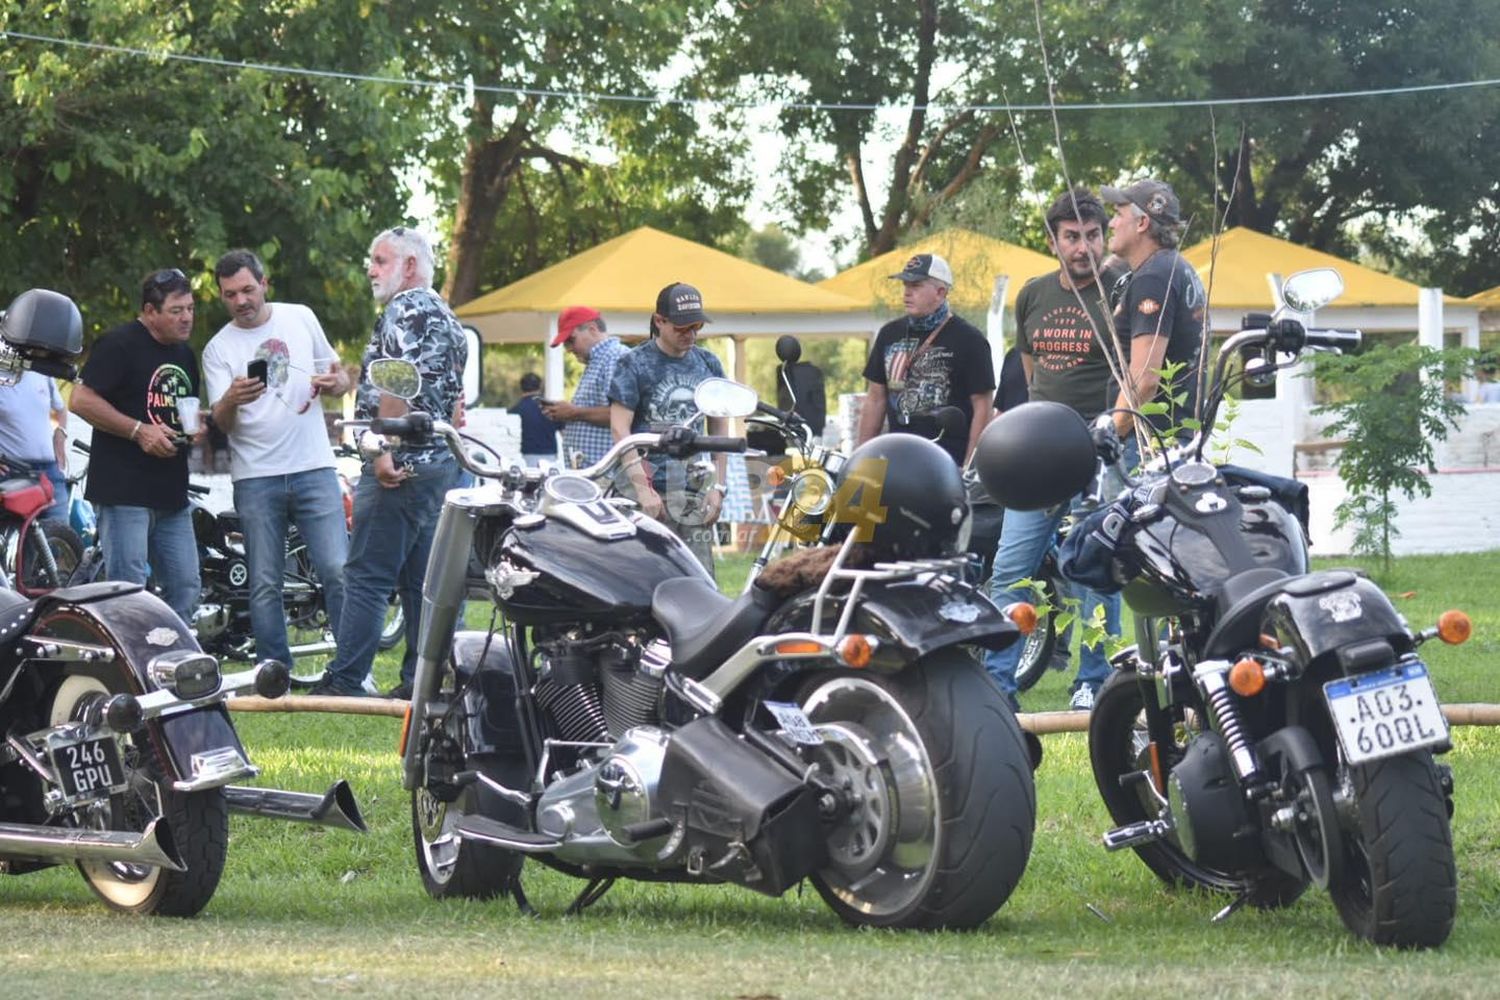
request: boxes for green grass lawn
[3,550,1499,998]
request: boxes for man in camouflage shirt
[311,226,467,698]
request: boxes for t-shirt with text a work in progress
[609,338,725,489]
[862,312,995,465]
[1015,269,1123,423]
[78,320,200,510]
[1110,249,1205,434]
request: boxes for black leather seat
[652,578,780,680]
[1203,568,1290,658]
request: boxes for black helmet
[973,401,1095,511]
[0,289,83,358]
[837,433,968,560]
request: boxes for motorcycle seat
[1204,567,1290,658]
[652,577,780,681]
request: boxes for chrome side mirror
[1281,268,1344,313]
[693,377,758,419]
[367,358,422,399]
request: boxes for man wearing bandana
[854,253,995,466]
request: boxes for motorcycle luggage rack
[810,533,969,639]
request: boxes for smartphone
[247,358,269,386]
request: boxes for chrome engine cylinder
[534,726,676,866]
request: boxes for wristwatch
[708,483,727,497]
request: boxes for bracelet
[129,420,142,441]
[708,483,727,496]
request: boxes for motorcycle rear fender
[765,577,1018,669]
[29,584,249,784]
[449,631,528,759]
[1263,572,1412,671]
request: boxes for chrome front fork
[400,495,478,791]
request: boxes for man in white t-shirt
[203,249,352,666]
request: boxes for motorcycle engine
[593,726,672,849]
[1166,731,1263,872]
[532,631,667,744]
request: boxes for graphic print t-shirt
[1015,270,1122,422]
[609,339,725,488]
[862,313,995,465]
[79,320,200,509]
[354,287,468,467]
[1110,250,1205,433]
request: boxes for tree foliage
[1312,344,1478,569]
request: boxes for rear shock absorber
[1194,662,1260,781]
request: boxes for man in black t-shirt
[70,268,203,623]
[856,253,995,466]
[1102,179,1205,441]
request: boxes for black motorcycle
[0,289,366,916]
[356,362,1055,929]
[1038,268,1469,948]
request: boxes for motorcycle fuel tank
[492,515,712,625]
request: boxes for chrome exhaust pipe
[286,639,337,659]
[223,780,368,833]
[0,817,185,870]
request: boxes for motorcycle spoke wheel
[800,650,1035,929]
[18,521,84,593]
[1329,752,1456,948]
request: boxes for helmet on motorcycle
[973,401,1096,511]
[836,433,968,560]
[0,289,83,357]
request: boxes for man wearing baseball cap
[540,305,626,467]
[608,282,728,577]
[855,252,995,466]
[1101,178,1206,441]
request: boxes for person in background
[541,306,626,468]
[0,370,70,522]
[510,371,560,466]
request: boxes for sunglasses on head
[147,267,187,288]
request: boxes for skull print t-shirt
[609,338,725,489]
[861,312,994,465]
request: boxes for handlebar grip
[1304,328,1362,350]
[369,413,433,437]
[187,482,211,497]
[693,436,747,454]
[28,358,77,380]
[756,401,799,425]
[72,440,91,455]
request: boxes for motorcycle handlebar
[691,435,748,454]
[1303,328,1362,351]
[369,413,433,437]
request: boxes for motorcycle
[356,359,1053,929]
[1043,268,1469,948]
[0,288,367,916]
[0,458,83,597]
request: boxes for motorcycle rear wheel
[50,670,228,917]
[15,520,83,593]
[1088,669,1304,907]
[1329,752,1455,948]
[800,649,1035,929]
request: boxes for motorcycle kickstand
[1211,892,1250,925]
[509,874,537,918]
[564,877,616,916]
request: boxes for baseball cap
[889,253,954,287]
[654,282,711,326]
[1101,179,1182,227]
[552,305,601,347]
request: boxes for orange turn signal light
[838,634,874,669]
[773,639,823,656]
[1008,602,1038,635]
[1228,658,1267,697]
[767,465,788,487]
[398,703,413,757]
[1437,610,1472,645]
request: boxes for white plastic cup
[177,397,201,434]
[313,357,334,376]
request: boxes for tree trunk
[441,99,534,307]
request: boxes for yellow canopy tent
[815,227,1057,316]
[454,226,880,398]
[1469,284,1500,333]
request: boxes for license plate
[1324,662,1448,766]
[48,735,127,802]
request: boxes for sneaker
[384,680,414,701]
[1069,685,1096,712]
[306,677,367,698]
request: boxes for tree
[0,0,419,347]
[1312,344,1479,570]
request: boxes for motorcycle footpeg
[455,814,563,854]
[1102,819,1171,851]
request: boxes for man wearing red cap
[540,305,625,467]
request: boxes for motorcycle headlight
[785,469,834,518]
[148,650,222,701]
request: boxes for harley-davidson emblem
[145,627,180,647]
[1319,591,1363,623]
[938,599,981,624]
[1194,491,1228,513]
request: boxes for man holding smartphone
[203,249,352,668]
[69,267,203,623]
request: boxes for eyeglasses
[670,322,704,335]
[146,268,187,289]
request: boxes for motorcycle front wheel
[1088,669,1304,907]
[14,520,84,594]
[1012,576,1060,693]
[799,649,1035,929]
[1329,752,1456,948]
[49,670,228,916]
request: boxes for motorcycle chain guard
[1167,731,1264,874]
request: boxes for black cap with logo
[654,282,712,326]
[1100,179,1182,228]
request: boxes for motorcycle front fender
[32,584,252,786]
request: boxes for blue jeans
[233,468,348,666]
[38,461,68,523]
[97,503,200,624]
[323,457,455,692]
[982,438,1137,699]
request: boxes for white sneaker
[1069,685,1096,712]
